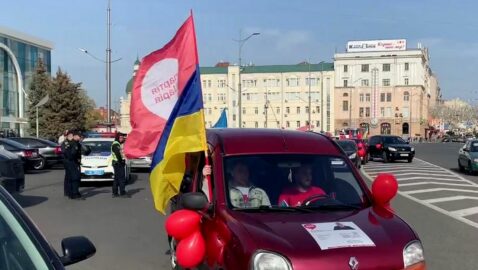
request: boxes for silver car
[9,137,63,170]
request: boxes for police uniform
[61,138,72,197]
[111,134,126,197]
[63,131,82,199]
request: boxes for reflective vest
[111,141,123,162]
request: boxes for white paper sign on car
[302,222,375,250]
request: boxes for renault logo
[349,257,359,270]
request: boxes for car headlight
[252,252,292,270]
[474,158,478,163]
[349,153,357,159]
[411,147,415,152]
[388,147,397,151]
[403,241,425,268]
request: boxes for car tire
[382,152,388,163]
[468,161,474,175]
[33,157,46,170]
[407,157,413,163]
[459,161,465,172]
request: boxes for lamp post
[35,95,49,138]
[348,77,364,128]
[236,31,260,128]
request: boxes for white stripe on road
[372,176,465,182]
[452,207,478,217]
[391,172,456,177]
[403,188,478,195]
[399,182,475,188]
[424,196,478,204]
[365,167,448,172]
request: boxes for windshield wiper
[297,203,362,211]
[234,205,314,213]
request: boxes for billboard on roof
[347,39,406,52]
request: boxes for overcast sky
[1,0,477,109]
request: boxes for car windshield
[224,154,367,211]
[471,142,478,152]
[83,141,112,155]
[383,136,406,144]
[336,141,357,152]
[0,195,51,269]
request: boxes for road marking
[362,157,478,229]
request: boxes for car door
[368,136,380,158]
[463,141,472,166]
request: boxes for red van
[170,129,425,270]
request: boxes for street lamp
[34,95,49,138]
[348,77,364,127]
[236,32,260,128]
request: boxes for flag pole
[191,10,213,201]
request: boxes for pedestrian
[69,130,84,199]
[111,132,128,198]
[61,130,74,198]
[58,130,68,144]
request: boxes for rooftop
[0,25,53,50]
[200,62,334,75]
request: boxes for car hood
[227,207,417,270]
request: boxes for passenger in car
[278,164,326,206]
[203,162,271,208]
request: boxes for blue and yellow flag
[145,15,207,214]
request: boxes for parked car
[0,138,42,170]
[0,185,96,269]
[458,139,478,174]
[353,138,369,164]
[80,138,130,182]
[129,155,152,170]
[0,148,25,193]
[9,137,63,170]
[336,139,360,168]
[169,129,425,270]
[368,135,415,163]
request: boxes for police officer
[61,130,74,197]
[69,130,83,199]
[111,132,127,197]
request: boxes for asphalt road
[362,142,478,270]
[15,167,170,270]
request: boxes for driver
[203,162,270,208]
[278,164,326,206]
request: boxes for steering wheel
[301,194,331,206]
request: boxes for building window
[233,114,236,121]
[286,78,299,87]
[255,122,258,128]
[405,62,409,71]
[365,107,370,117]
[296,121,301,128]
[386,93,392,102]
[296,107,301,114]
[242,108,246,115]
[208,80,212,88]
[305,77,317,86]
[385,107,392,117]
[359,107,364,117]
[359,94,364,102]
[402,107,409,117]
[243,79,257,87]
[361,64,369,72]
[343,80,348,87]
[380,107,385,117]
[306,106,310,113]
[361,79,369,86]
[202,80,207,88]
[316,106,320,113]
[316,121,320,128]
[286,107,290,114]
[381,123,392,135]
[254,107,259,114]
[343,93,348,97]
[380,93,386,102]
[383,64,391,72]
[404,78,409,85]
[404,91,410,101]
[365,94,371,102]
[218,79,226,88]
[342,101,349,111]
[286,121,290,128]
[382,79,390,86]
[276,107,280,114]
[217,93,226,101]
[344,65,348,72]
[233,100,236,107]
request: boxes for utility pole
[308,61,312,130]
[106,0,112,130]
[320,62,324,132]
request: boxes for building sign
[347,39,406,52]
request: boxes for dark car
[336,139,360,168]
[168,129,425,270]
[0,138,42,170]
[368,135,415,163]
[0,185,96,269]
[0,148,25,193]
[9,137,63,170]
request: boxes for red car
[170,129,425,270]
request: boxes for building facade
[334,43,436,137]
[201,63,335,131]
[0,26,52,135]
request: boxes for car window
[0,198,51,269]
[336,141,357,152]
[470,142,478,152]
[368,136,380,145]
[11,138,47,148]
[383,136,406,144]
[224,155,367,209]
[82,141,113,155]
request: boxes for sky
[1,0,478,109]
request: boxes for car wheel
[382,152,388,163]
[407,157,413,163]
[468,161,474,175]
[33,157,46,170]
[459,161,465,172]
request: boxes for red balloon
[177,230,206,268]
[165,210,201,240]
[372,173,398,206]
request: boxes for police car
[80,138,130,182]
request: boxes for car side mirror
[60,236,96,266]
[181,192,209,211]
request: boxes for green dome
[125,77,133,94]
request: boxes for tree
[27,59,52,136]
[81,94,103,129]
